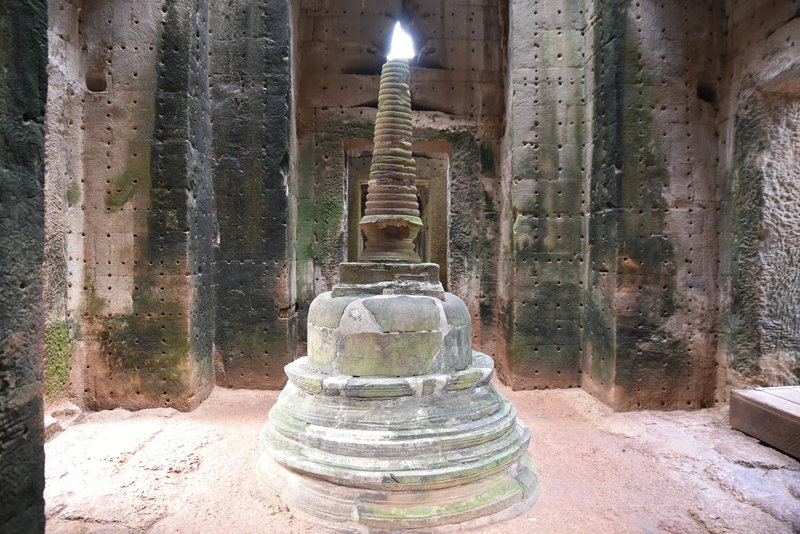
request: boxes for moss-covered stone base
[258,352,538,531]
[258,450,538,533]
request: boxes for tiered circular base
[257,352,539,532]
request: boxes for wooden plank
[762,386,800,405]
[736,389,800,419]
[731,389,800,459]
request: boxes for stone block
[301,0,401,15]
[512,213,545,255]
[310,14,392,43]
[535,178,586,214]
[150,141,192,189]
[506,340,582,389]
[588,210,619,273]
[442,292,471,327]
[513,29,584,69]
[306,291,473,376]
[339,331,442,376]
[307,325,337,369]
[510,144,581,182]
[214,190,289,261]
[151,92,191,143]
[154,49,191,95]
[308,291,356,328]
[362,295,440,332]
[212,258,293,388]
[108,46,159,92]
[418,39,504,73]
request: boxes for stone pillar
[0,1,47,531]
[44,0,84,401]
[79,0,214,411]
[582,0,723,410]
[209,0,296,389]
[499,0,590,389]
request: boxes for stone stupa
[257,21,539,532]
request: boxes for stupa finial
[358,22,422,263]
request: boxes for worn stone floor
[44,383,800,534]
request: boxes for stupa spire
[359,22,423,262]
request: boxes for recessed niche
[346,146,450,288]
[85,70,107,92]
[696,84,717,103]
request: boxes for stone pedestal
[257,263,539,532]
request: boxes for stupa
[257,22,539,532]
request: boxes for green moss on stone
[45,321,72,398]
[66,181,79,205]
[714,97,766,379]
[83,276,106,316]
[106,141,151,208]
[339,331,442,376]
[97,313,188,394]
[296,190,345,265]
[479,141,496,177]
[295,198,315,262]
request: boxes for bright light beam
[387,21,415,60]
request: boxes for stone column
[209,0,296,389]
[581,0,724,410]
[78,0,214,411]
[498,0,590,390]
[0,1,47,531]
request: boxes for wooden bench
[730,386,800,459]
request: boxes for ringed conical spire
[359,23,423,262]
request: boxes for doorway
[345,148,450,288]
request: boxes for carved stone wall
[717,0,800,389]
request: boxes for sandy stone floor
[44,383,800,534]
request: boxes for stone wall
[582,0,724,410]
[209,0,296,389]
[498,0,590,389]
[501,0,769,407]
[717,0,800,388]
[46,0,216,411]
[0,1,47,531]
[37,0,800,412]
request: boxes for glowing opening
[387,21,415,60]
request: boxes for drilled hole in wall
[85,70,107,92]
[696,84,716,103]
